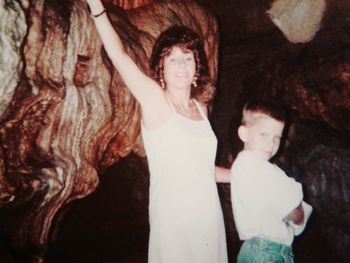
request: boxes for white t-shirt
[230,150,312,246]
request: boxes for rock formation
[1,0,349,262]
[211,0,350,261]
[0,0,218,261]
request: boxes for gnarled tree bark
[0,0,218,261]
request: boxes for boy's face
[239,115,285,161]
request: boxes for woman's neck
[165,90,202,120]
[165,90,191,108]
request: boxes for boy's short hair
[242,100,287,127]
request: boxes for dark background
[2,0,347,262]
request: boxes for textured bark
[1,0,350,262]
[109,0,154,9]
[0,0,218,261]
[284,122,350,261]
[211,0,350,261]
[267,0,326,43]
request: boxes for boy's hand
[286,203,304,225]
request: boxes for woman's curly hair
[150,25,214,104]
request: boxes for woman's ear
[238,125,248,142]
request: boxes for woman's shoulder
[141,92,174,130]
[192,99,208,118]
[198,102,208,116]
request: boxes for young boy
[230,100,312,263]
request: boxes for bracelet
[92,9,107,18]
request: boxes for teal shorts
[237,237,294,263]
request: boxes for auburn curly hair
[150,25,214,104]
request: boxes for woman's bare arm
[86,0,161,105]
[86,0,172,129]
[215,166,231,183]
[197,103,231,183]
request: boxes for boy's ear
[238,125,248,142]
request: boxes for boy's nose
[272,139,280,151]
[267,139,276,149]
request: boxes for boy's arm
[215,166,231,183]
[286,201,313,236]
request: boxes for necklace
[173,99,201,119]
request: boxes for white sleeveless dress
[141,100,228,263]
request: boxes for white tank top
[141,99,228,263]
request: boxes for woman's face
[163,46,196,91]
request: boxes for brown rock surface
[0,0,218,261]
[1,0,350,262]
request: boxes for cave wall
[0,0,350,262]
[0,0,218,261]
[209,0,350,261]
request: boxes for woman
[86,1,229,262]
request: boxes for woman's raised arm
[86,0,161,106]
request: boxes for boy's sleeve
[288,201,313,236]
[263,165,304,221]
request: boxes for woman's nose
[177,58,185,66]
